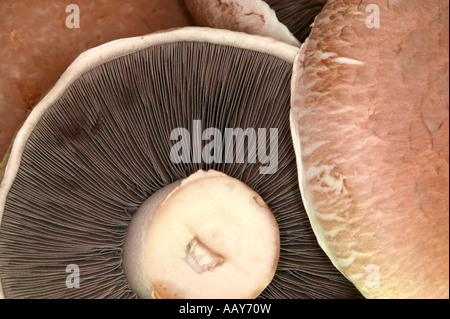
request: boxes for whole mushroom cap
[291,0,449,299]
[0,27,363,299]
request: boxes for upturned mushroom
[0,27,362,299]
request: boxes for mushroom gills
[264,0,328,42]
[0,40,363,299]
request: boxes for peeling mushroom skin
[0,0,194,166]
[184,0,328,45]
[184,0,301,46]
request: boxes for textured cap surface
[291,0,449,299]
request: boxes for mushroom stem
[122,169,280,299]
[122,180,181,299]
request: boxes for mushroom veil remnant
[0,27,363,299]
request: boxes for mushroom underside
[264,0,328,42]
[0,41,362,299]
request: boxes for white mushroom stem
[122,169,280,299]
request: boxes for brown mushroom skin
[184,0,300,46]
[183,0,328,44]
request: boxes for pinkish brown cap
[291,0,449,299]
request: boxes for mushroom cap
[0,27,362,299]
[0,26,297,183]
[291,0,449,299]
